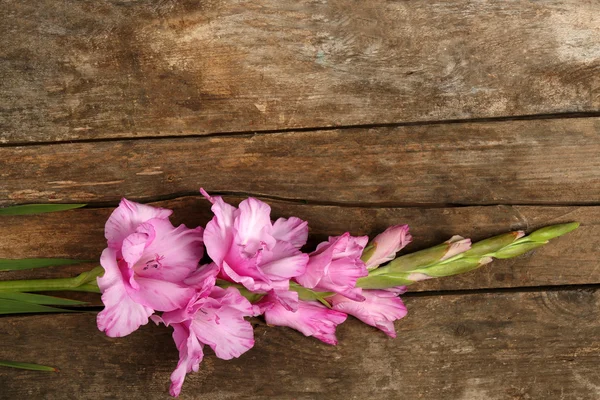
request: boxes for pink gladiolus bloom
[257,292,347,345]
[363,225,413,270]
[201,189,309,295]
[329,288,408,338]
[295,233,369,301]
[97,199,204,338]
[157,272,255,397]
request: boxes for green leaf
[0,298,76,315]
[0,258,90,272]
[0,360,57,372]
[0,204,86,216]
[0,292,87,306]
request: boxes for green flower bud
[463,232,524,257]
[385,235,470,272]
[494,241,547,259]
[528,222,580,242]
[416,257,493,278]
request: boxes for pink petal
[441,236,472,260]
[129,277,195,312]
[105,198,172,249]
[221,249,274,292]
[169,322,204,398]
[330,234,368,261]
[97,248,122,291]
[96,280,153,338]
[122,232,151,266]
[330,290,408,338]
[184,263,219,298]
[190,288,255,360]
[317,257,368,301]
[209,286,255,315]
[266,289,299,312]
[202,192,238,266]
[297,233,368,300]
[364,225,412,269]
[295,235,349,288]
[262,298,347,345]
[260,242,309,280]
[271,217,309,248]
[133,218,204,282]
[234,197,276,255]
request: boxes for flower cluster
[97,191,415,396]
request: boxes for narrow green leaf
[0,258,90,271]
[0,360,57,372]
[0,292,87,306]
[0,298,76,315]
[0,204,86,216]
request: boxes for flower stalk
[0,223,579,300]
[0,266,103,293]
[356,222,579,289]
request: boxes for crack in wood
[1,111,600,148]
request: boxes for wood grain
[1,197,597,294]
[1,118,599,206]
[2,0,599,143]
[1,289,598,399]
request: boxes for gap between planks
[1,111,600,148]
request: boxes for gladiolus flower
[97,199,204,338]
[157,271,255,397]
[201,189,309,296]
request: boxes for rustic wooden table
[1,1,599,399]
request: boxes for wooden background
[1,1,599,398]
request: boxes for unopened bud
[528,222,580,242]
[362,225,412,270]
[418,256,493,278]
[464,231,524,257]
[494,241,546,259]
[386,236,471,272]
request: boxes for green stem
[0,266,103,293]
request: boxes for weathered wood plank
[1,289,598,399]
[2,0,599,143]
[1,197,597,294]
[1,119,599,206]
